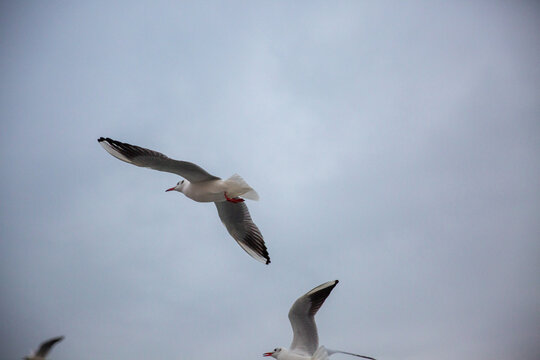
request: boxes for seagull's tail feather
[326,347,376,360]
[226,173,259,200]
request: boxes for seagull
[263,280,375,360]
[24,336,64,360]
[97,137,270,264]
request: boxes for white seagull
[263,280,375,360]
[24,336,64,360]
[97,137,270,264]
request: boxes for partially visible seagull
[24,336,64,360]
[263,280,375,360]
[97,137,270,264]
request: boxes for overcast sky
[1,1,539,359]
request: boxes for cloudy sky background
[1,1,539,359]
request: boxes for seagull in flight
[263,280,375,360]
[24,336,64,360]
[98,137,270,264]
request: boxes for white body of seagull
[98,137,270,264]
[24,336,64,360]
[263,280,375,360]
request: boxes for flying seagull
[97,137,270,264]
[24,336,64,360]
[263,280,375,360]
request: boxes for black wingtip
[265,258,271,265]
[50,335,65,342]
[97,137,115,143]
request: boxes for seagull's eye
[274,348,278,352]
[181,180,184,184]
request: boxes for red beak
[165,187,175,192]
[263,353,273,357]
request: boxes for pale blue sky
[1,1,539,359]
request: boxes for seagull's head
[166,179,187,193]
[263,348,282,359]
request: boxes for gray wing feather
[36,336,64,357]
[326,348,376,360]
[214,201,270,264]
[98,137,220,183]
[288,280,339,356]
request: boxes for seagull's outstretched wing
[288,280,339,356]
[35,336,64,357]
[314,347,376,360]
[326,348,376,360]
[214,201,270,264]
[98,137,220,183]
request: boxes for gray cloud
[1,1,539,359]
